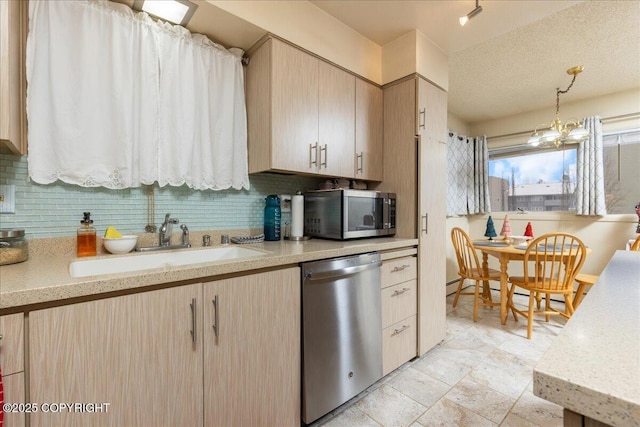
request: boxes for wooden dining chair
[508,232,587,339]
[451,227,501,321]
[631,235,640,251]
[573,273,599,309]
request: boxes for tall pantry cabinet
[380,75,447,355]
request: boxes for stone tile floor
[311,291,568,427]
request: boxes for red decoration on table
[524,222,534,238]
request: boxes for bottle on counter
[264,195,281,241]
[77,212,97,257]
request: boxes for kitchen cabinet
[380,75,447,356]
[246,37,362,178]
[28,267,300,427]
[355,79,383,181]
[1,313,25,427]
[380,255,417,375]
[0,0,27,155]
[203,267,300,427]
[29,284,204,426]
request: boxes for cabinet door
[355,79,383,181]
[0,0,27,155]
[318,61,355,177]
[271,39,319,174]
[29,285,203,427]
[417,79,448,354]
[0,313,24,375]
[2,372,25,427]
[203,267,300,427]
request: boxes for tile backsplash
[0,152,321,238]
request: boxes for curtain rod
[486,112,640,140]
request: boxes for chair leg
[452,277,465,307]
[527,292,535,339]
[565,293,575,317]
[473,280,480,322]
[483,281,493,303]
[535,292,542,309]
[545,293,551,322]
[508,283,518,322]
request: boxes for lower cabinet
[29,267,300,427]
[380,253,418,375]
[1,313,26,427]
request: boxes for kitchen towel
[291,194,304,238]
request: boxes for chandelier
[527,66,589,148]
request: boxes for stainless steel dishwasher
[301,252,383,424]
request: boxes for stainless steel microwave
[303,189,396,240]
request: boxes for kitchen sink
[69,246,268,278]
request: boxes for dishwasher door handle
[305,261,382,281]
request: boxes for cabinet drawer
[0,313,24,375]
[381,256,417,288]
[381,279,417,328]
[382,315,417,376]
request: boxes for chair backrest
[631,235,640,251]
[451,227,483,279]
[522,233,586,292]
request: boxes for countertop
[0,237,417,310]
[533,250,640,427]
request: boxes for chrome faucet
[159,213,179,247]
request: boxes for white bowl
[509,235,532,245]
[103,235,138,254]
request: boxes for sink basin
[69,246,267,278]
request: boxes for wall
[0,151,321,238]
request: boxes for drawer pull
[392,325,410,336]
[391,287,411,297]
[392,264,411,272]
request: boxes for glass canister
[264,194,281,241]
[0,228,29,265]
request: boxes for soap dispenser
[77,212,97,257]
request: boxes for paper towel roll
[291,194,304,238]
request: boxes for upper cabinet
[355,79,383,181]
[246,37,381,181]
[0,0,27,155]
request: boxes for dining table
[472,239,592,325]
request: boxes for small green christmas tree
[484,216,497,240]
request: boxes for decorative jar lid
[0,228,26,238]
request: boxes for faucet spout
[159,213,179,246]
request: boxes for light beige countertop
[533,250,640,427]
[0,236,417,310]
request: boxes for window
[603,129,640,214]
[488,128,640,214]
[488,148,577,212]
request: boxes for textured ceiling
[311,0,640,124]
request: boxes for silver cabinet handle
[320,144,327,168]
[190,298,197,343]
[392,324,410,336]
[418,108,426,129]
[392,264,411,272]
[356,152,363,173]
[391,287,411,297]
[309,142,318,168]
[212,295,219,338]
[421,213,428,234]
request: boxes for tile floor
[311,290,569,427]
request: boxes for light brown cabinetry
[0,0,27,155]
[380,255,417,375]
[202,267,300,427]
[1,313,25,427]
[246,37,383,180]
[355,79,383,181]
[381,75,447,356]
[29,284,204,427]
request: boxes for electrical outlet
[0,184,16,214]
[280,194,292,212]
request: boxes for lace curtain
[26,0,249,190]
[575,116,606,215]
[446,132,491,216]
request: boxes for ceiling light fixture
[132,0,198,26]
[527,66,589,148]
[459,0,482,26]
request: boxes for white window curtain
[26,0,249,190]
[446,131,491,216]
[575,116,606,216]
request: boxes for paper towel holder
[286,190,310,241]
